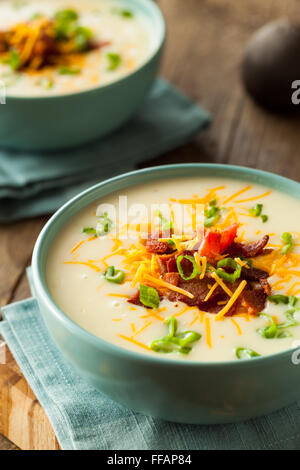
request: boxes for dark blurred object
[242,19,300,112]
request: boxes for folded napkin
[1,270,300,450]
[0,79,211,223]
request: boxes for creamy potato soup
[0,0,154,96]
[46,178,300,362]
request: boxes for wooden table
[1,0,300,450]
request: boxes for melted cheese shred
[143,273,195,299]
[214,280,247,321]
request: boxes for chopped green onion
[176,254,199,281]
[104,266,125,284]
[165,316,177,337]
[216,258,241,283]
[281,232,293,255]
[209,198,217,206]
[277,309,298,329]
[249,204,268,223]
[54,9,79,22]
[139,285,160,309]
[268,294,289,305]
[58,66,81,75]
[121,9,134,18]
[74,26,93,51]
[235,347,261,359]
[289,295,298,307]
[82,227,97,235]
[38,77,54,89]
[249,204,263,217]
[155,210,173,232]
[96,212,113,236]
[150,316,201,354]
[257,313,278,339]
[204,204,221,228]
[2,50,21,71]
[107,53,122,71]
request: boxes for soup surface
[0,0,154,96]
[47,177,300,362]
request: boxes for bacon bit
[198,224,239,257]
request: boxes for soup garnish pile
[0,0,154,95]
[46,178,300,361]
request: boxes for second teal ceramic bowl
[32,164,300,424]
[0,0,165,151]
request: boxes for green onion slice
[235,347,261,359]
[104,266,125,284]
[176,254,199,281]
[204,204,221,227]
[257,313,278,339]
[281,232,293,255]
[82,227,97,234]
[249,203,263,217]
[216,258,241,283]
[139,284,160,309]
[268,294,289,305]
[107,52,122,71]
[96,212,113,236]
[150,316,201,355]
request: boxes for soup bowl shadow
[0,0,165,151]
[32,163,300,424]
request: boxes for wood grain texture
[1,0,300,450]
[0,343,60,450]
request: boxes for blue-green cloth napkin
[0,79,211,223]
[1,270,300,450]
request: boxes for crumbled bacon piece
[259,278,272,296]
[241,266,269,281]
[238,287,267,315]
[146,239,174,254]
[162,274,223,307]
[198,224,239,258]
[227,235,270,259]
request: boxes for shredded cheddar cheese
[211,272,233,297]
[204,282,218,302]
[214,280,247,320]
[143,273,195,299]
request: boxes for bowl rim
[32,163,300,368]
[4,0,166,101]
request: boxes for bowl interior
[32,163,300,365]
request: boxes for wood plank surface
[1,0,300,450]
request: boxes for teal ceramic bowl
[0,0,165,151]
[32,164,300,424]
